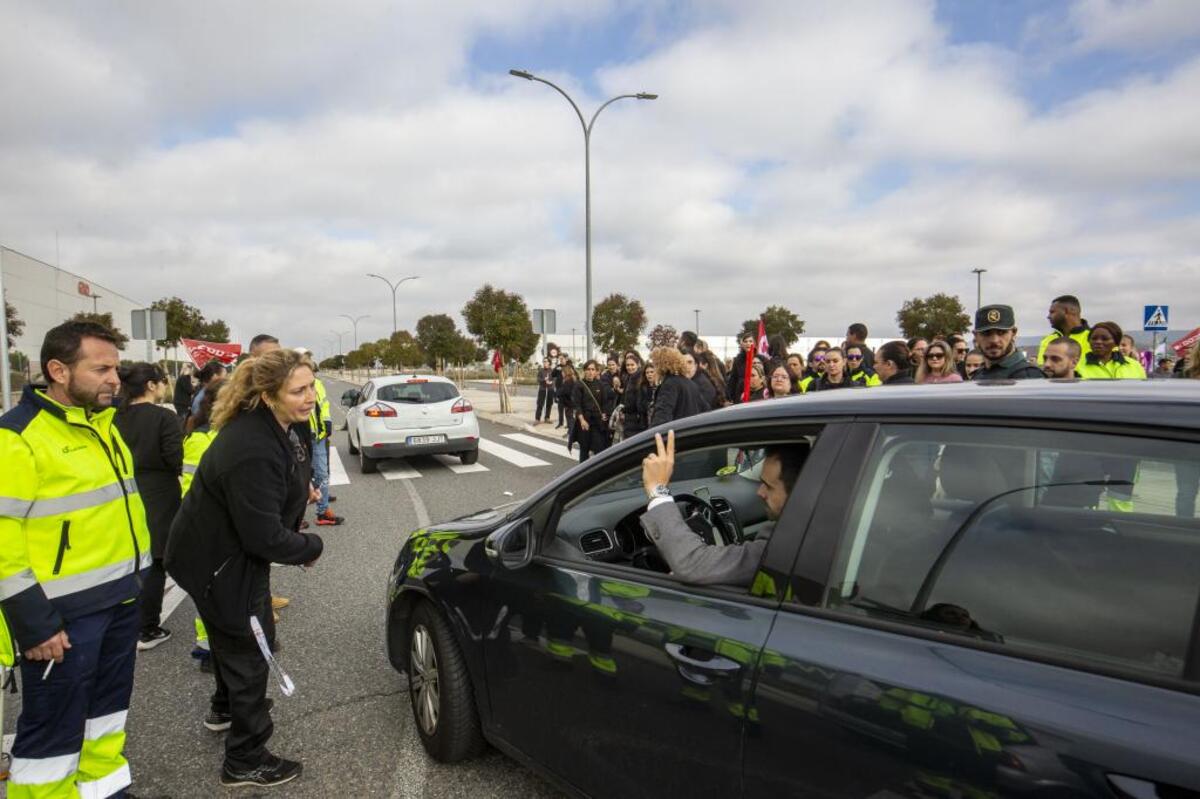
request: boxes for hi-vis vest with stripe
[309,377,330,441]
[181,428,218,496]
[0,385,151,656]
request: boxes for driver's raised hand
[642,430,675,498]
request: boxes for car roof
[670,380,1200,432]
[369,373,455,387]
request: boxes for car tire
[408,602,486,762]
[459,448,479,465]
[358,447,378,474]
[347,428,360,455]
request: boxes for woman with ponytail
[114,362,183,650]
[166,350,324,787]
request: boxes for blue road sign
[1144,305,1169,331]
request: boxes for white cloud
[1069,0,1200,53]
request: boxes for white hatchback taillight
[451,398,473,414]
[363,402,398,418]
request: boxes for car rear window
[822,424,1200,682]
[376,381,459,404]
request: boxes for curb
[476,411,568,442]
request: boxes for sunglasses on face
[812,356,824,363]
[955,348,968,354]
[927,351,946,360]
[847,354,863,361]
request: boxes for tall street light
[330,329,349,358]
[693,309,701,336]
[971,268,988,312]
[366,273,420,334]
[339,314,370,351]
[510,68,657,361]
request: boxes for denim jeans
[311,437,330,514]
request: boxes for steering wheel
[630,492,736,573]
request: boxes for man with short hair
[1042,337,1082,379]
[1,321,151,798]
[846,322,874,370]
[1037,295,1091,365]
[972,305,1046,380]
[639,431,808,586]
[248,333,280,355]
[875,341,914,385]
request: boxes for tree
[740,305,805,347]
[69,312,128,349]
[415,314,464,371]
[5,294,24,349]
[382,330,424,370]
[320,354,347,370]
[591,293,647,356]
[196,318,231,343]
[462,284,539,412]
[151,297,204,349]
[646,324,679,351]
[896,293,971,340]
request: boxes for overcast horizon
[2,0,1199,353]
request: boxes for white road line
[478,438,550,468]
[380,461,423,480]
[501,433,574,460]
[401,478,431,529]
[160,577,188,624]
[329,445,351,486]
[432,454,490,474]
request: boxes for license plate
[407,435,446,445]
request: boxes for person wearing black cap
[971,305,1045,380]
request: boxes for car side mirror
[484,518,535,570]
[341,389,361,407]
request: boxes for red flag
[741,319,766,403]
[181,339,242,368]
[1171,327,1200,355]
[492,349,503,373]
[756,319,769,358]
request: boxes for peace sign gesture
[642,430,675,497]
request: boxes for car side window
[821,424,1200,681]
[361,383,374,403]
[542,433,820,592]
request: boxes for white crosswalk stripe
[432,454,490,474]
[329,445,351,486]
[502,433,574,460]
[478,438,550,468]
[379,461,423,480]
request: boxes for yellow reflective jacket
[1077,353,1146,380]
[0,386,151,655]
[181,427,219,496]
[1037,325,1092,364]
[850,368,883,387]
[309,377,330,441]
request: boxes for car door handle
[663,643,743,683]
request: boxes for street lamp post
[366,274,419,334]
[330,329,349,359]
[693,309,701,336]
[510,68,657,361]
[971,268,988,312]
[90,294,103,314]
[339,314,370,351]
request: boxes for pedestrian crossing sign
[1143,305,1169,331]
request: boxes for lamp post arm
[588,94,640,134]
[528,75,588,138]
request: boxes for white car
[341,375,480,474]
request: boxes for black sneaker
[137,626,172,651]
[205,699,272,732]
[220,754,302,788]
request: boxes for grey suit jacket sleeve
[639,502,765,586]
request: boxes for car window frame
[530,418,854,609]
[784,415,1200,695]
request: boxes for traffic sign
[1143,305,1169,331]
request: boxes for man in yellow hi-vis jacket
[0,321,150,799]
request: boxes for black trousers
[557,395,568,425]
[139,557,167,631]
[205,614,276,771]
[536,386,554,420]
[578,424,609,463]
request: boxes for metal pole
[971,268,987,312]
[694,309,700,335]
[0,247,12,412]
[340,314,370,351]
[366,274,419,335]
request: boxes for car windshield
[377,382,459,404]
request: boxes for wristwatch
[647,484,671,501]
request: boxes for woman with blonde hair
[649,347,703,427]
[166,350,324,788]
[915,340,964,384]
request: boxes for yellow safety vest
[1037,326,1092,364]
[309,377,330,441]
[1077,353,1146,380]
[180,428,219,496]
[0,386,151,655]
[850,369,883,387]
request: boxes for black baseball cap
[975,304,1016,332]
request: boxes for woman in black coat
[649,347,704,428]
[558,363,578,443]
[619,351,651,439]
[572,359,615,462]
[172,365,196,420]
[166,349,323,788]
[114,363,183,649]
[683,350,718,411]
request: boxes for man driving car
[639,430,809,586]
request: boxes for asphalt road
[2,378,578,798]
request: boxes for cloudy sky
[2,0,1198,355]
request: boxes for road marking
[502,433,574,460]
[380,461,423,480]
[329,445,351,486]
[478,438,550,468]
[432,454,489,474]
[160,578,188,624]
[401,477,431,529]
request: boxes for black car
[384,381,1200,798]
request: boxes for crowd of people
[1,323,341,794]
[534,297,1200,463]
